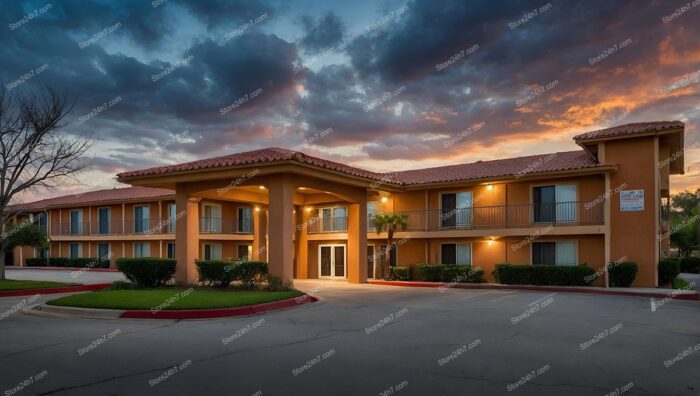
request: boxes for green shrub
[196,260,237,288]
[450,266,485,283]
[110,281,135,290]
[492,263,595,286]
[116,258,176,287]
[658,258,681,284]
[416,264,443,281]
[236,261,269,288]
[680,257,700,274]
[24,257,110,268]
[387,266,411,281]
[608,262,638,287]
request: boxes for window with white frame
[531,241,576,266]
[70,209,83,235]
[134,206,150,233]
[320,206,347,232]
[202,204,222,233]
[134,242,150,257]
[440,243,472,265]
[367,202,377,231]
[167,203,177,233]
[203,243,222,260]
[441,192,473,228]
[533,185,577,223]
[237,207,252,233]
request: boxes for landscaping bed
[46,288,303,310]
[0,279,77,291]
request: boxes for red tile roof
[573,121,684,142]
[117,147,386,181]
[393,150,600,184]
[8,187,173,213]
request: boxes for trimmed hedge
[680,257,700,274]
[116,258,176,287]
[25,257,110,268]
[607,261,638,287]
[416,264,485,283]
[658,258,681,285]
[387,266,411,281]
[492,264,596,286]
[196,260,237,288]
[195,260,268,288]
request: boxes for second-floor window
[167,204,177,233]
[533,185,576,223]
[367,202,377,231]
[134,206,150,233]
[70,209,83,235]
[36,213,47,234]
[441,192,472,228]
[98,208,111,234]
[320,207,347,232]
[237,207,252,233]
[201,204,222,233]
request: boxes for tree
[669,190,699,257]
[373,213,408,279]
[0,86,91,279]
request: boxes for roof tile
[573,120,684,142]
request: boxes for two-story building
[6,121,684,287]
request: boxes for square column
[175,188,200,285]
[347,199,368,283]
[253,207,267,261]
[267,175,294,283]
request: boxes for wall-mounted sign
[620,189,644,211]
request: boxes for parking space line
[490,292,518,303]
[527,293,557,306]
[460,290,502,300]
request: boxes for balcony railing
[200,218,253,234]
[368,201,603,232]
[307,216,348,234]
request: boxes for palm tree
[373,213,408,279]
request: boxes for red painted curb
[368,280,700,301]
[119,294,318,319]
[8,266,118,272]
[0,283,112,297]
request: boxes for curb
[0,283,112,298]
[26,294,318,320]
[367,280,700,301]
[7,266,118,273]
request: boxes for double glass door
[319,244,346,278]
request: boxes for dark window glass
[532,242,556,265]
[441,244,456,264]
[237,244,250,260]
[533,186,556,223]
[441,194,457,228]
[167,243,175,259]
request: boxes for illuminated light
[258,185,265,190]
[488,239,494,246]
[305,206,312,212]
[381,196,388,203]
[255,206,261,212]
[486,184,493,191]
[298,187,307,190]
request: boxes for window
[69,243,81,258]
[203,243,222,260]
[379,244,398,267]
[167,204,177,233]
[533,185,576,223]
[202,204,222,233]
[237,244,252,260]
[98,208,111,234]
[97,243,110,259]
[441,192,472,228]
[134,206,150,233]
[367,202,377,231]
[37,213,47,234]
[70,209,83,235]
[36,247,49,259]
[532,241,576,266]
[166,242,175,259]
[134,242,150,257]
[441,243,472,265]
[320,207,347,232]
[237,207,252,233]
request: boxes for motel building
[6,121,685,288]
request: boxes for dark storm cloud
[299,12,345,52]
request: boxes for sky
[2,0,700,203]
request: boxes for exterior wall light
[486,184,493,191]
[258,185,265,190]
[381,196,388,203]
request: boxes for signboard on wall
[620,189,644,211]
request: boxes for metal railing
[200,217,253,234]
[367,201,603,232]
[307,216,348,234]
[51,217,254,236]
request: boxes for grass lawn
[0,279,77,291]
[46,288,304,310]
[672,278,691,290]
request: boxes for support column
[175,187,200,285]
[295,206,309,279]
[348,198,368,283]
[253,207,267,261]
[267,175,294,283]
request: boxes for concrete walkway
[679,273,700,292]
[4,268,125,285]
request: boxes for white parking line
[460,290,502,300]
[527,293,557,307]
[490,292,518,303]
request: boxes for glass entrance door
[367,245,375,279]
[319,244,346,278]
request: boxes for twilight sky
[3,0,700,202]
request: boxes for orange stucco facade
[7,123,683,289]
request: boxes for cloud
[299,11,345,53]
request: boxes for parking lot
[0,274,698,395]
